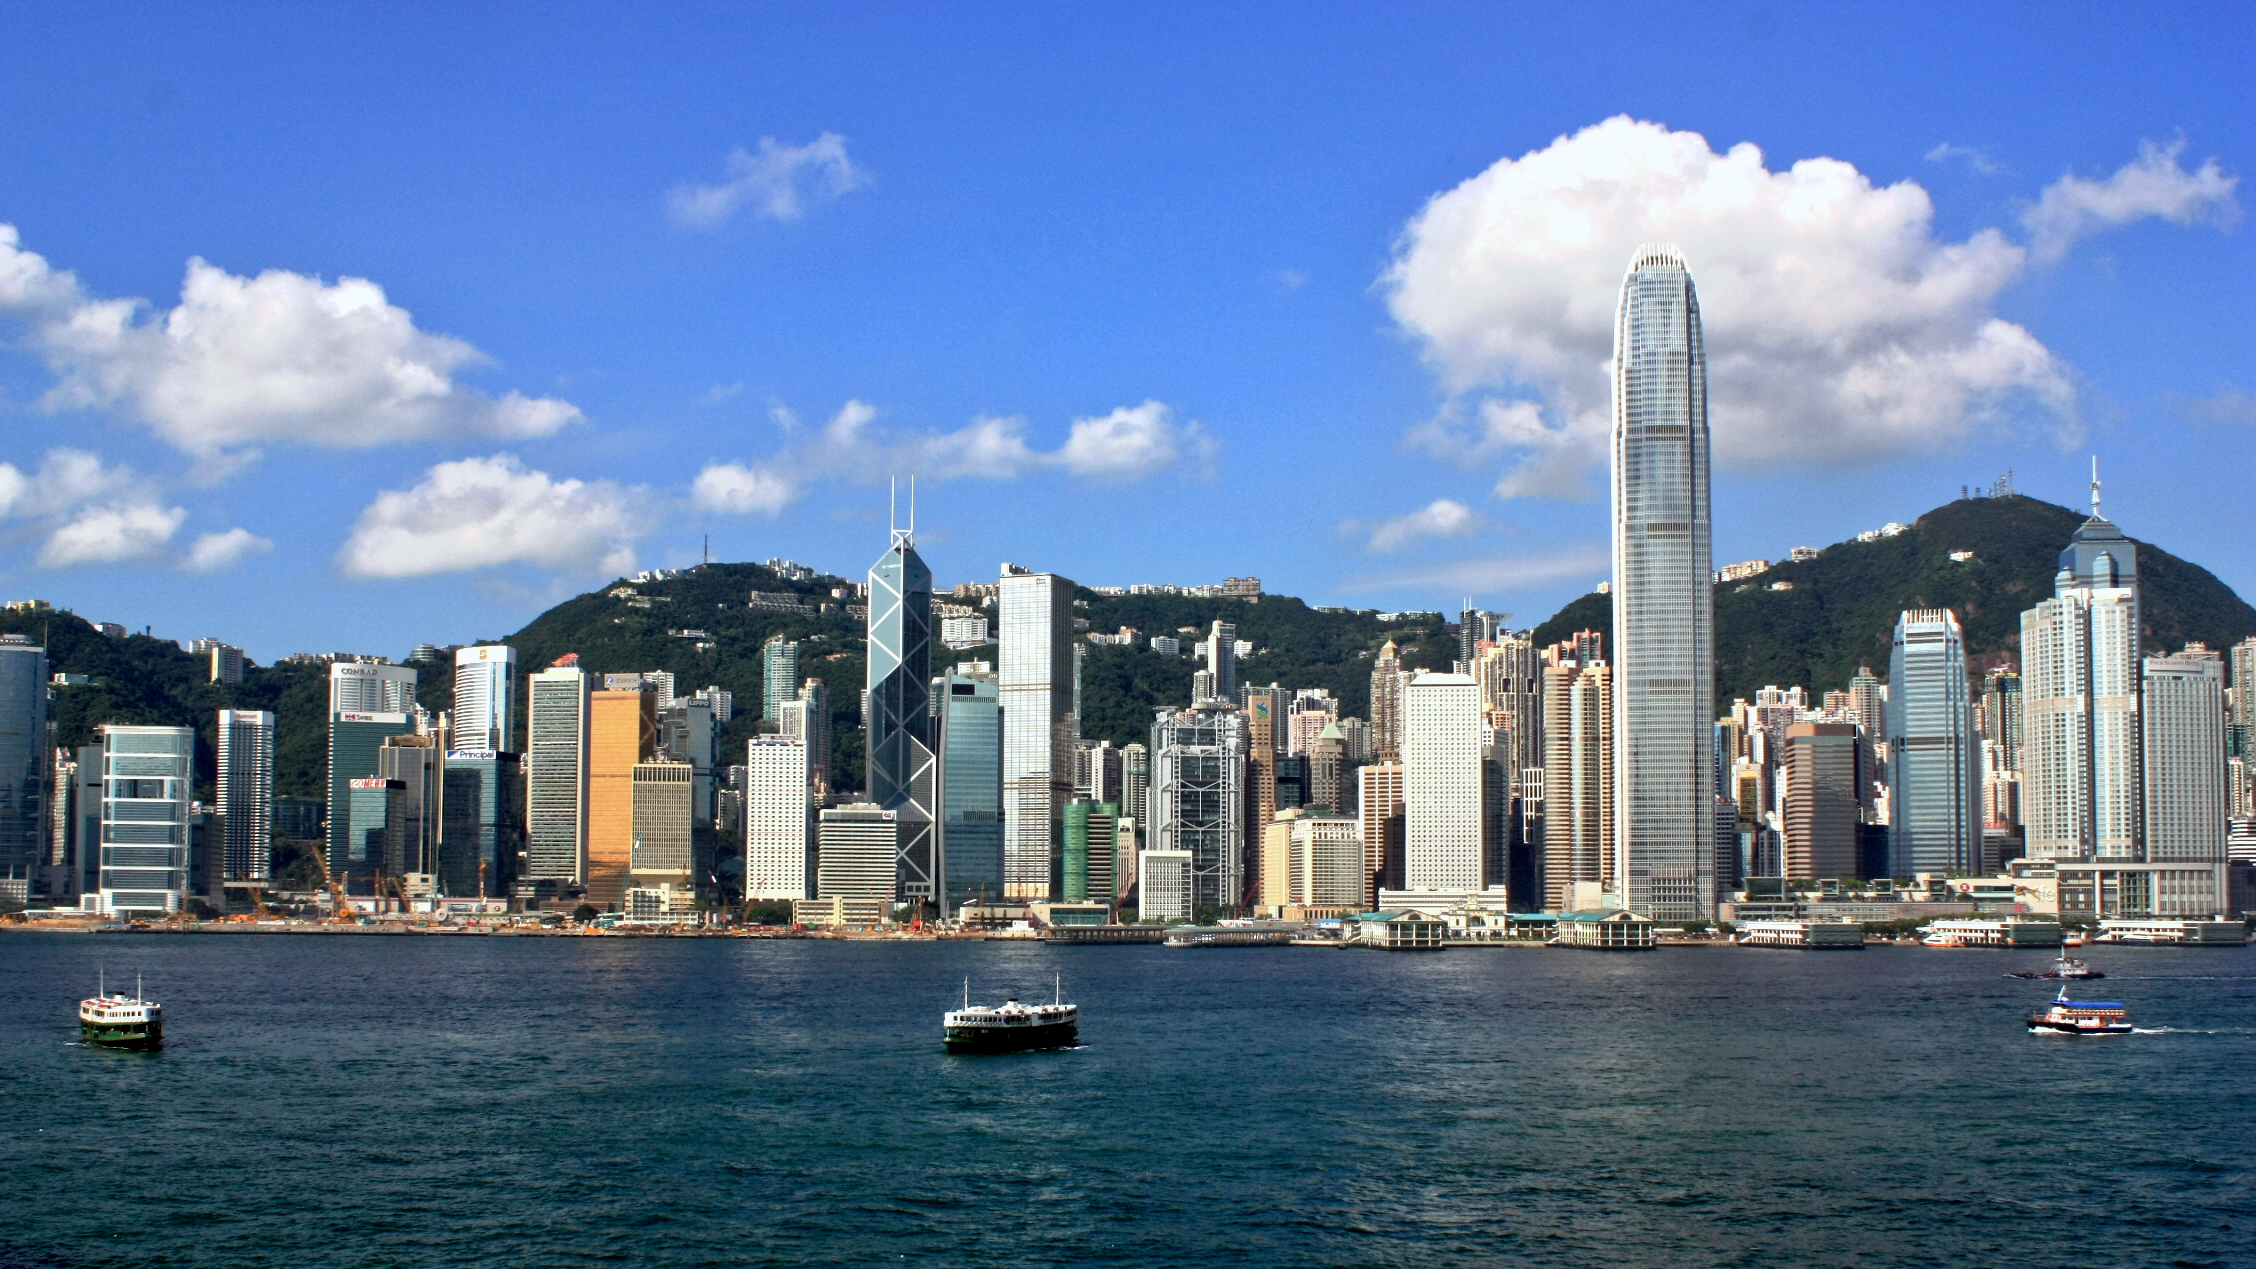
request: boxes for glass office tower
[867,522,937,905]
[936,667,1003,916]
[1610,244,1716,921]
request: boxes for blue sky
[0,3,2249,660]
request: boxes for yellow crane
[304,841,357,925]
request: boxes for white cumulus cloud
[38,502,185,568]
[182,527,274,573]
[0,448,136,518]
[0,225,581,456]
[1348,499,1485,553]
[1058,401,1208,482]
[2022,138,2240,262]
[695,398,1208,516]
[691,462,797,516]
[668,134,865,228]
[337,454,653,578]
[1382,118,2231,498]
[0,448,196,570]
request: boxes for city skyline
[0,8,2251,662]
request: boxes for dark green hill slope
[1534,495,2256,702]
[0,608,346,800]
[1074,595,1452,748]
[499,562,871,787]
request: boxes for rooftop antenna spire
[890,475,915,550]
[889,476,898,537]
[2090,456,2101,518]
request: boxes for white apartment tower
[1610,244,1716,921]
[525,664,590,885]
[215,709,275,884]
[744,737,814,901]
[2021,475,2142,861]
[1402,672,1483,892]
[453,645,518,752]
[2142,646,2226,862]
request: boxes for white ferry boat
[2026,984,2132,1037]
[79,972,163,1050]
[943,978,1077,1054]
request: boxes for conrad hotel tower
[1610,245,1716,921]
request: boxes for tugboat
[79,971,163,1050]
[2026,983,2133,1037]
[943,976,1077,1053]
[2007,956,2105,981]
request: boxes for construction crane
[303,840,357,925]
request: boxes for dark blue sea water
[2,933,2251,1268]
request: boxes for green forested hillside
[12,492,2247,811]
[1072,595,1452,749]
[1532,495,2256,702]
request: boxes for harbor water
[1,934,2251,1267]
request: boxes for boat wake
[2128,1026,2254,1036]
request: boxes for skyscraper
[935,666,1002,915]
[1979,668,2023,772]
[762,637,801,724]
[1000,565,1077,898]
[376,735,439,875]
[1541,658,1611,911]
[1610,243,1716,921]
[98,725,193,917]
[1887,610,1980,876]
[816,804,899,902]
[1062,800,1118,905]
[440,752,521,898]
[1242,687,1279,905]
[2022,478,2141,861]
[1306,721,1346,814]
[1205,620,1238,700]
[1370,639,1405,760]
[525,664,590,886]
[452,645,517,752]
[216,709,275,884]
[1785,723,1861,880]
[1358,761,1404,904]
[1477,633,1543,798]
[587,685,656,908]
[1402,671,1483,892]
[867,517,937,905]
[743,737,813,901]
[1150,700,1246,913]
[629,759,695,894]
[326,662,416,878]
[0,635,50,901]
[797,677,832,792]
[1121,742,1150,829]
[2227,635,2256,729]
[2142,646,2226,862]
